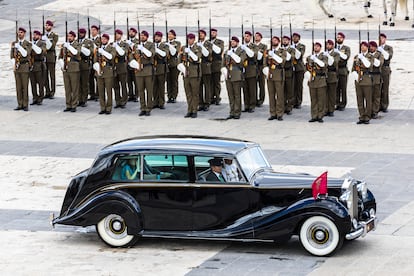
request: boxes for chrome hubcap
[104,214,127,240]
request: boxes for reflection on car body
[52,135,377,256]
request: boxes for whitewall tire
[299,216,343,256]
[96,214,138,247]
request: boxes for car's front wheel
[96,214,139,247]
[299,216,343,256]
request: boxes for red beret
[155,31,163,37]
[68,31,76,37]
[231,36,239,42]
[314,42,322,47]
[129,27,137,33]
[337,32,345,38]
[360,41,369,47]
[115,29,123,35]
[33,30,41,35]
[282,35,290,40]
[91,25,99,30]
[369,41,378,48]
[198,29,206,35]
[79,28,87,34]
[18,27,26,33]
[141,30,149,37]
[45,20,53,26]
[272,36,280,41]
[379,33,387,39]
[187,33,195,39]
[327,39,334,45]
[292,32,301,38]
[101,33,110,40]
[211,28,217,32]
[244,31,252,36]
[255,32,262,38]
[169,29,176,36]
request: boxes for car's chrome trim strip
[141,233,274,243]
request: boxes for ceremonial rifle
[311,20,314,55]
[324,22,327,51]
[98,15,101,37]
[334,19,337,48]
[114,11,116,43]
[251,15,254,38]
[137,12,140,44]
[87,9,90,39]
[228,18,231,50]
[185,16,188,48]
[209,9,212,41]
[165,10,168,42]
[29,11,32,42]
[15,11,18,42]
[197,11,200,41]
[77,13,80,42]
[269,17,272,49]
[289,13,292,46]
[42,9,45,36]
[241,15,244,43]
[126,10,129,40]
[358,24,361,52]
[367,22,370,42]
[152,14,155,42]
[378,16,381,46]
[280,15,283,40]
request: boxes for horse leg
[390,0,397,26]
[383,0,388,25]
[403,0,409,20]
[318,0,334,17]
[364,0,373,18]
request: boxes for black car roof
[99,135,257,156]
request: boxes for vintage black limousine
[52,136,377,256]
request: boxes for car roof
[99,135,258,156]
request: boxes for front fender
[52,190,143,234]
[253,197,351,240]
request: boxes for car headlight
[357,181,368,200]
[340,190,352,209]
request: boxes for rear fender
[53,190,143,234]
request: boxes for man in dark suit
[206,158,226,182]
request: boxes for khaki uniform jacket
[129,41,155,77]
[91,36,102,48]
[211,38,224,73]
[382,44,393,67]
[243,42,258,78]
[336,44,351,75]
[223,46,247,82]
[30,40,46,72]
[282,45,295,78]
[167,40,181,67]
[326,50,340,84]
[79,38,94,71]
[59,41,81,73]
[45,32,58,63]
[179,43,202,78]
[199,40,213,75]
[154,41,170,75]
[352,52,374,86]
[306,52,328,88]
[370,51,384,85]
[256,42,267,68]
[264,47,286,81]
[113,40,128,75]
[10,40,32,73]
[292,42,306,72]
[94,43,116,78]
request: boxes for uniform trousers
[211,71,221,103]
[153,73,166,107]
[293,70,304,107]
[257,66,266,105]
[127,68,138,100]
[199,74,212,108]
[97,76,113,112]
[79,69,90,103]
[30,69,44,103]
[63,71,80,109]
[243,77,256,110]
[380,67,391,111]
[326,81,338,113]
[44,61,56,97]
[226,80,242,117]
[284,76,294,112]
[137,75,153,112]
[356,84,372,121]
[310,86,327,119]
[114,72,128,106]
[184,77,200,113]
[371,83,381,115]
[267,80,284,117]
[15,71,30,108]
[167,66,179,100]
[336,74,348,108]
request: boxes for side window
[112,155,141,181]
[195,156,246,183]
[143,154,189,181]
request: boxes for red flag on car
[312,171,328,199]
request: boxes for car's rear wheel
[299,216,343,256]
[96,214,139,247]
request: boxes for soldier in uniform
[113,29,128,109]
[241,31,258,113]
[378,33,393,113]
[10,27,32,111]
[291,32,306,109]
[222,36,246,119]
[93,33,116,115]
[153,31,169,109]
[324,39,339,117]
[335,32,350,111]
[254,32,267,107]
[263,36,286,121]
[78,28,94,107]
[58,31,81,112]
[126,27,139,102]
[88,25,101,101]
[351,41,374,124]
[29,30,46,106]
[42,20,58,99]
[197,29,213,111]
[281,35,294,115]
[210,28,224,105]
[166,29,181,103]
[177,33,202,118]
[368,41,384,119]
[129,30,155,116]
[305,42,328,123]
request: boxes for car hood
[252,170,344,189]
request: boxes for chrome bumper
[345,216,377,240]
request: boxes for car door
[191,156,254,237]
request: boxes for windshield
[236,146,271,180]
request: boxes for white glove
[41,35,48,41]
[229,52,241,63]
[184,47,190,53]
[310,54,316,61]
[327,55,334,66]
[220,67,228,80]
[333,48,340,54]
[98,48,104,54]
[93,62,101,74]
[294,48,301,59]
[45,39,52,50]
[32,43,42,55]
[257,51,263,60]
[357,53,364,60]
[373,58,380,67]
[137,44,144,51]
[177,63,186,75]
[200,45,209,57]
[358,54,371,67]
[268,50,275,58]
[10,58,16,69]
[212,44,221,54]
[168,44,177,56]
[240,44,246,50]
[155,47,166,57]
[314,55,325,67]
[128,59,139,69]
[270,52,283,64]
[290,44,296,49]
[63,42,69,48]
[285,51,291,61]
[188,49,198,61]
[378,47,390,60]
[115,44,125,56]
[243,45,254,58]
[14,43,20,49]
[262,66,269,79]
[323,51,329,56]
[304,71,311,81]
[197,42,202,47]
[350,71,359,82]
[66,44,78,55]
[16,44,28,57]
[227,49,233,55]
[81,46,91,56]
[58,58,64,70]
